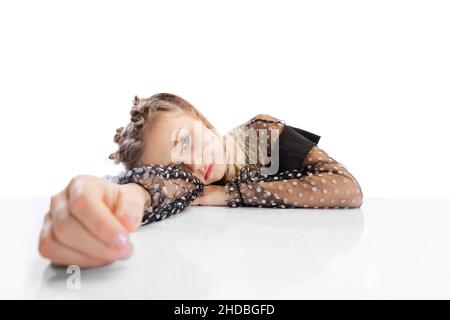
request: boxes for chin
[206,166,225,184]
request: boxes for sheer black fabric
[103,163,203,226]
[104,114,363,226]
[224,114,362,208]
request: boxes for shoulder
[245,114,286,130]
[248,114,284,124]
[223,114,285,139]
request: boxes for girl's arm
[194,114,363,208]
[225,146,363,208]
[106,163,204,225]
[39,175,150,268]
[225,114,363,208]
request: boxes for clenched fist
[38,175,150,268]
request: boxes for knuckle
[69,175,85,187]
[69,175,93,194]
[68,191,88,213]
[52,219,69,242]
[49,191,65,209]
[39,237,52,258]
[50,195,58,208]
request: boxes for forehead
[140,110,198,165]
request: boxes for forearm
[126,183,151,204]
[103,163,204,225]
[225,146,363,208]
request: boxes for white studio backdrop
[0,0,449,198]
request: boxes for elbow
[348,180,363,208]
[349,192,363,208]
[334,177,363,208]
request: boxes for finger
[114,186,147,232]
[67,176,129,248]
[191,196,204,206]
[51,200,133,261]
[39,214,110,268]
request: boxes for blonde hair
[221,124,268,182]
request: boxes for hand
[38,175,150,268]
[191,185,228,206]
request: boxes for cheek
[201,134,219,157]
[209,135,223,157]
[212,163,226,181]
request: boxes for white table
[1,197,450,299]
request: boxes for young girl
[39,93,363,268]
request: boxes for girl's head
[109,93,227,185]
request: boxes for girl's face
[139,110,227,185]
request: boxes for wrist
[210,185,230,206]
[123,182,151,204]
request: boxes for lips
[204,158,215,180]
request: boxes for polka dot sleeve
[225,146,363,208]
[224,115,364,209]
[103,163,204,226]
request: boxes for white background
[0,0,449,198]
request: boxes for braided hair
[109,93,192,169]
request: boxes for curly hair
[109,93,217,170]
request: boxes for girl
[39,93,363,267]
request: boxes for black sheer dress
[103,114,363,226]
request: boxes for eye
[181,134,191,150]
